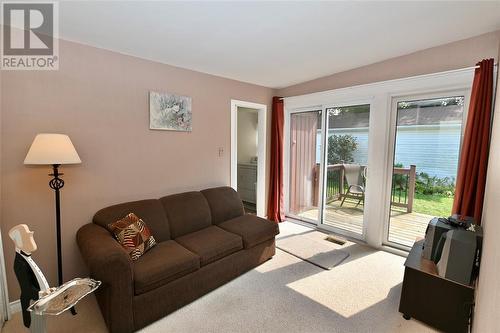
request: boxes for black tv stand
[399,240,475,332]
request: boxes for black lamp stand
[48,164,64,286]
[48,164,77,315]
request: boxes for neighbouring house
[315,102,464,179]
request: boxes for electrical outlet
[218,147,224,157]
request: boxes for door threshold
[380,244,410,258]
[284,217,368,246]
[285,218,411,258]
[284,216,316,228]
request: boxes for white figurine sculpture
[9,224,100,333]
[9,224,52,330]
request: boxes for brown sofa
[77,186,279,333]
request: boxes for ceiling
[59,1,500,89]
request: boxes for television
[436,227,483,285]
[422,218,458,261]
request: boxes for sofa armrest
[77,223,134,333]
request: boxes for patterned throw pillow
[107,213,156,261]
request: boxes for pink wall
[2,29,500,306]
[277,30,500,97]
[0,39,274,300]
[473,36,500,333]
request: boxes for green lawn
[412,193,454,217]
[327,181,454,217]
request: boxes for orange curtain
[452,59,495,225]
[267,97,285,222]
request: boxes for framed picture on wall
[149,91,192,131]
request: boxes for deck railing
[313,163,417,213]
[391,165,417,213]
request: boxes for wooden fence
[313,164,417,213]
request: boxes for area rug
[276,232,349,270]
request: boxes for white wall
[473,70,500,333]
[237,107,258,164]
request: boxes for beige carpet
[3,222,437,333]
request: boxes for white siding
[318,124,462,179]
[393,124,462,179]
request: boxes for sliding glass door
[321,104,370,238]
[287,104,370,240]
[284,69,473,250]
[287,110,323,223]
[385,95,465,248]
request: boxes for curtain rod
[278,63,498,100]
[473,62,498,69]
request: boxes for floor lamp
[24,133,81,289]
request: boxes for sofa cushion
[218,215,280,249]
[133,240,200,295]
[108,213,157,261]
[160,192,212,238]
[94,199,171,242]
[175,226,243,266]
[201,187,244,224]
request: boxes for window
[284,68,473,249]
[386,96,465,247]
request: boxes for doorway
[283,68,474,249]
[384,93,467,249]
[321,104,370,238]
[230,100,267,217]
[285,103,370,241]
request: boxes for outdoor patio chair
[340,164,366,207]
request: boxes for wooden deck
[298,200,432,247]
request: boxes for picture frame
[149,91,192,131]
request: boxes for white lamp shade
[24,134,82,165]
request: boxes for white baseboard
[9,299,20,315]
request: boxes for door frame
[284,67,475,250]
[382,88,471,250]
[230,100,267,217]
[283,107,325,225]
[0,229,9,322]
[283,101,373,241]
[318,99,374,241]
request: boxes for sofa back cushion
[160,191,212,238]
[201,187,244,224]
[93,199,171,242]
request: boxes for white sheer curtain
[289,112,318,215]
